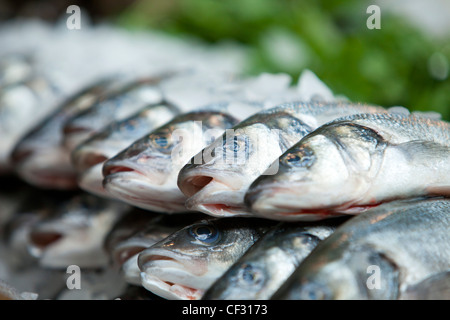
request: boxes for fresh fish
[177,102,388,218]
[401,271,450,300]
[103,110,240,213]
[246,113,450,220]
[0,76,62,172]
[0,280,37,300]
[272,198,450,300]
[11,78,120,189]
[62,77,165,153]
[106,213,204,285]
[27,194,130,269]
[71,103,179,197]
[138,217,274,300]
[202,218,344,300]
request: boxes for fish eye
[297,282,332,300]
[152,134,171,149]
[238,264,264,287]
[225,135,248,155]
[282,147,315,168]
[189,224,220,244]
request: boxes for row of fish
[1,185,448,300]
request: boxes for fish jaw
[139,248,211,300]
[78,163,111,197]
[13,147,78,190]
[178,168,250,217]
[103,170,188,213]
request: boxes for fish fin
[395,140,449,162]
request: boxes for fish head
[72,104,176,196]
[63,79,163,153]
[103,111,238,213]
[177,110,310,217]
[138,217,271,300]
[27,195,129,268]
[245,122,387,220]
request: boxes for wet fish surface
[72,102,179,197]
[62,77,165,153]
[11,78,120,189]
[202,218,345,300]
[246,113,450,220]
[271,198,450,300]
[103,110,240,213]
[178,102,388,218]
[138,217,275,300]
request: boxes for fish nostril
[182,176,213,197]
[29,231,63,250]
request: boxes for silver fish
[62,77,165,153]
[177,102,387,218]
[272,198,450,300]
[103,110,240,213]
[0,76,61,173]
[401,271,450,300]
[72,102,179,197]
[107,213,204,285]
[11,78,120,189]
[27,194,130,269]
[246,113,450,220]
[202,218,344,300]
[138,217,274,300]
[0,54,33,88]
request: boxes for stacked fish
[0,20,449,301]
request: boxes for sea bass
[138,217,274,300]
[177,102,387,218]
[11,78,120,189]
[105,212,204,285]
[103,110,240,213]
[202,218,344,300]
[246,113,450,220]
[272,198,450,300]
[27,194,130,269]
[62,77,165,153]
[0,76,62,172]
[72,103,179,197]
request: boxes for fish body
[272,199,450,299]
[138,217,274,300]
[103,110,240,213]
[72,102,179,197]
[62,77,165,153]
[27,194,130,269]
[202,218,343,300]
[0,280,37,300]
[178,102,387,218]
[11,78,120,189]
[0,76,61,172]
[246,113,450,220]
[401,271,450,300]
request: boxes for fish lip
[103,171,187,212]
[10,147,34,164]
[72,148,109,173]
[139,248,204,300]
[102,159,147,178]
[28,229,64,257]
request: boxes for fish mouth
[179,170,249,217]
[138,249,205,300]
[62,126,92,152]
[11,147,34,164]
[103,168,188,213]
[72,149,109,173]
[28,229,64,257]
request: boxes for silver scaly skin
[246,113,450,220]
[272,198,450,300]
